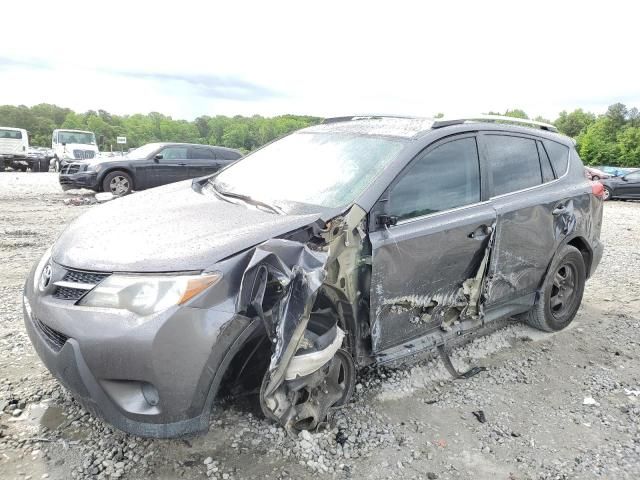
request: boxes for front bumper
[23,265,254,438]
[59,171,99,191]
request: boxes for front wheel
[524,244,586,332]
[603,186,612,201]
[103,171,133,196]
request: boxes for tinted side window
[626,171,640,181]
[388,137,480,221]
[189,147,216,160]
[486,135,541,196]
[537,141,555,182]
[543,140,569,176]
[218,149,241,160]
[160,147,188,160]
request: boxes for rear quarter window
[217,149,242,161]
[189,147,216,160]
[485,135,542,196]
[542,140,570,176]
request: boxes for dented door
[368,135,495,352]
[481,134,573,308]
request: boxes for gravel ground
[1,172,639,480]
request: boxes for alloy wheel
[109,175,130,195]
[549,263,577,320]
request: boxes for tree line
[0,104,321,153]
[0,102,638,167]
[495,103,640,168]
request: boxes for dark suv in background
[24,115,604,438]
[59,142,242,195]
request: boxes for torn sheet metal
[370,218,497,353]
[238,239,328,397]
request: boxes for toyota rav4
[23,115,604,438]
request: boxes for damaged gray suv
[23,115,604,438]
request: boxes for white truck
[0,126,35,171]
[51,129,99,172]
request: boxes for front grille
[61,164,81,175]
[54,286,87,301]
[33,315,69,351]
[53,268,110,301]
[63,270,109,284]
[73,150,95,160]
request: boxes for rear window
[217,149,241,161]
[189,147,216,160]
[485,135,542,196]
[536,141,555,182]
[543,140,569,176]
[0,129,22,139]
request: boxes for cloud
[112,70,281,101]
[0,56,49,71]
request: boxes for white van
[0,127,29,171]
[52,129,99,171]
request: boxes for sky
[0,0,638,121]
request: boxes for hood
[52,181,323,272]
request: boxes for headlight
[33,247,52,291]
[78,273,222,316]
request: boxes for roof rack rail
[432,114,558,133]
[322,114,415,124]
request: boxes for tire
[102,170,133,196]
[53,158,61,172]
[591,175,600,180]
[603,186,612,201]
[524,244,586,332]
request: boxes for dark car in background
[59,143,242,195]
[601,169,640,200]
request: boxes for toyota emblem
[40,264,52,290]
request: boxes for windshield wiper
[211,182,283,215]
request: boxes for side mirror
[62,142,66,147]
[377,214,398,228]
[622,175,628,181]
[154,154,163,162]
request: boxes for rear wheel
[103,171,133,196]
[524,245,585,332]
[591,175,600,180]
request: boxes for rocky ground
[1,172,639,480]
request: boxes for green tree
[554,109,596,138]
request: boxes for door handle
[468,224,492,239]
[178,163,187,166]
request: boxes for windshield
[213,132,404,209]
[58,131,96,145]
[0,129,22,139]
[125,143,162,159]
